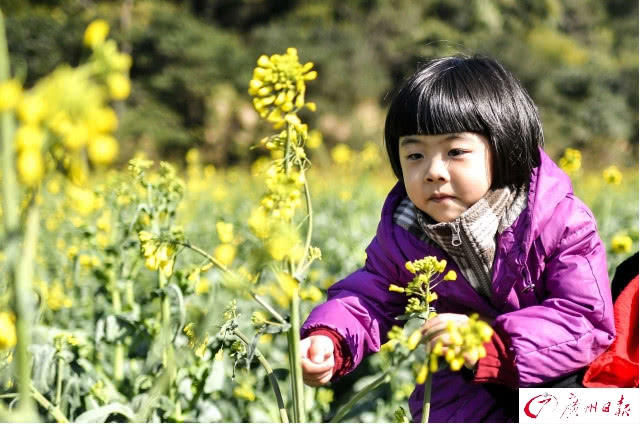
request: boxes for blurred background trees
[2,0,637,169]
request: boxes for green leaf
[75,402,135,423]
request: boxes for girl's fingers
[421,313,469,339]
[426,331,450,352]
[301,356,334,375]
[303,369,333,386]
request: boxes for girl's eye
[448,148,466,157]
[406,153,423,161]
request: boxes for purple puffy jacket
[301,149,615,422]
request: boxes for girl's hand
[421,313,490,370]
[300,335,335,386]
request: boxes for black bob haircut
[384,55,543,189]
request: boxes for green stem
[287,288,305,423]
[14,204,39,416]
[330,371,392,423]
[30,384,68,423]
[158,272,172,371]
[179,241,231,274]
[0,11,18,234]
[421,372,433,423]
[294,177,313,277]
[112,286,124,382]
[179,241,288,325]
[2,14,37,419]
[250,292,287,325]
[284,122,292,174]
[55,357,63,408]
[187,367,209,412]
[234,329,289,423]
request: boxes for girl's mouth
[429,194,454,202]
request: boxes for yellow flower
[216,221,234,244]
[214,244,236,266]
[66,185,96,215]
[0,79,22,111]
[611,233,632,254]
[15,125,45,152]
[88,135,119,165]
[195,335,209,359]
[558,148,581,175]
[331,143,352,164]
[88,107,118,134]
[47,282,73,310]
[17,149,44,186]
[63,123,90,150]
[449,357,464,371]
[47,179,61,194]
[195,277,210,295]
[214,349,224,361]
[67,246,79,259]
[602,165,622,185]
[138,231,153,242]
[388,284,405,293]
[475,321,494,343]
[17,94,46,125]
[407,329,422,350]
[300,286,323,302]
[443,270,457,281]
[276,272,299,300]
[266,232,302,261]
[185,148,200,164]
[307,130,323,149]
[107,74,131,100]
[0,312,17,350]
[84,19,110,48]
[432,341,444,356]
[233,385,256,402]
[415,363,428,385]
[96,210,111,232]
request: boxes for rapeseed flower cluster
[1,19,130,188]
[248,47,316,129]
[425,314,493,376]
[388,256,456,318]
[262,165,305,221]
[558,148,581,176]
[183,322,210,359]
[138,231,176,277]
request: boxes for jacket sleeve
[494,198,616,386]
[300,235,408,374]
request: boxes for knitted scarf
[394,186,528,299]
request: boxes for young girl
[299,55,616,422]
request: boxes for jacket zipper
[451,221,462,246]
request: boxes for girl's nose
[425,159,449,182]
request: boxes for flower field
[0,16,638,424]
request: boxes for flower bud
[444,270,457,281]
[407,329,422,350]
[415,363,428,384]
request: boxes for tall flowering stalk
[0,14,129,420]
[247,48,319,423]
[392,257,492,423]
[133,48,320,422]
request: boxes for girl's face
[398,132,493,222]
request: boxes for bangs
[387,60,488,139]
[384,55,542,186]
